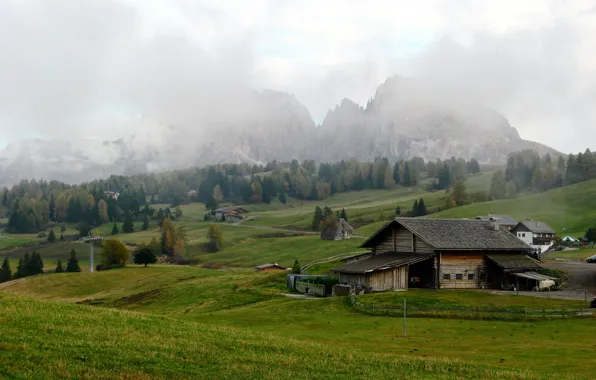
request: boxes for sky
[0,0,595,153]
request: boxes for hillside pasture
[431,179,596,235]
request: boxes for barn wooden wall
[376,225,414,252]
[439,252,489,289]
[439,252,488,289]
[340,266,408,291]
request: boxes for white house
[511,221,556,253]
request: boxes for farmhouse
[511,221,556,253]
[333,218,537,292]
[475,214,518,231]
[255,263,287,272]
[212,206,249,222]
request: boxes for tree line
[489,149,596,200]
[0,156,480,234]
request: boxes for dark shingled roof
[255,263,285,269]
[486,255,541,271]
[514,221,555,234]
[360,218,533,251]
[332,252,434,274]
[475,214,518,226]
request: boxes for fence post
[403,298,407,337]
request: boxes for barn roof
[360,218,533,252]
[332,252,434,274]
[513,221,555,234]
[214,206,249,213]
[475,214,518,226]
[255,263,285,269]
[486,255,542,271]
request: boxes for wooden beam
[392,227,396,251]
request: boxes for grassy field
[432,179,596,235]
[2,267,595,378]
[0,294,546,380]
[544,248,596,260]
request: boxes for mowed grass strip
[0,294,547,380]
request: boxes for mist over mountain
[0,77,560,186]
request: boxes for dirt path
[544,260,596,293]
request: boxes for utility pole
[82,233,104,272]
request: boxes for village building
[255,263,287,272]
[104,191,120,201]
[511,221,556,253]
[333,218,354,240]
[212,206,249,222]
[332,217,539,292]
[475,214,518,231]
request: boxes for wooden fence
[349,295,594,320]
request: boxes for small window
[521,233,526,237]
[455,274,463,280]
[442,273,451,280]
[467,273,475,280]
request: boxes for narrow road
[544,260,596,296]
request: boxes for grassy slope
[2,268,595,378]
[431,179,596,235]
[0,294,542,380]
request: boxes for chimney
[489,220,500,231]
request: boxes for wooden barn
[332,218,537,292]
[255,263,287,272]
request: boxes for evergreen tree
[278,190,287,204]
[411,200,419,217]
[451,181,468,206]
[291,259,301,274]
[15,254,28,278]
[66,249,81,272]
[339,208,348,221]
[122,212,135,233]
[133,247,157,267]
[47,229,56,243]
[111,222,119,235]
[205,224,224,252]
[417,198,427,216]
[403,162,412,186]
[467,158,481,174]
[489,170,507,200]
[311,206,323,231]
[55,260,64,273]
[26,251,43,276]
[585,228,596,242]
[0,257,11,282]
[395,206,401,216]
[393,162,400,184]
[142,213,149,231]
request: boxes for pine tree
[417,198,427,216]
[393,162,400,184]
[451,181,468,206]
[111,222,119,235]
[15,254,27,278]
[55,260,64,273]
[403,162,412,186]
[339,208,348,221]
[66,249,81,272]
[26,251,43,276]
[291,259,301,274]
[0,257,11,282]
[412,200,419,217]
[122,212,135,233]
[47,229,56,243]
[395,206,401,216]
[278,190,287,204]
[311,206,323,231]
[142,214,149,231]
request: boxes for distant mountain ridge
[0,76,560,186]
